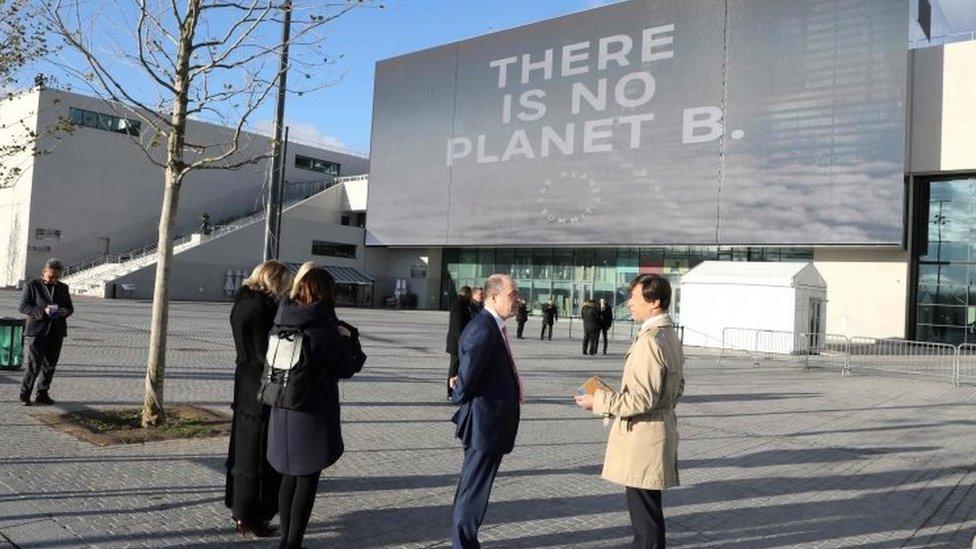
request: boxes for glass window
[310,240,356,258]
[295,155,341,175]
[553,249,573,281]
[533,249,553,279]
[69,107,141,137]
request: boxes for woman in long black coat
[225,260,293,537]
[267,268,360,549]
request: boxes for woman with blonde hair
[225,260,293,537]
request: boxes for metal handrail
[65,179,340,278]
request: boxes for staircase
[63,178,341,297]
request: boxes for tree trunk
[140,0,199,428]
[141,170,182,427]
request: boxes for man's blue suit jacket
[450,309,521,454]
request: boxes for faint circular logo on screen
[536,171,601,224]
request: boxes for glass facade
[914,177,976,345]
[441,246,813,320]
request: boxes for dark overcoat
[224,287,281,516]
[267,301,359,476]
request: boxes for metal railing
[64,178,339,278]
[717,327,970,386]
[952,344,975,387]
[847,336,957,384]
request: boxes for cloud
[253,119,348,151]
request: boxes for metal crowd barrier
[717,327,971,386]
[847,336,958,384]
[953,344,976,386]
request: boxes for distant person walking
[267,268,362,549]
[575,275,684,549]
[598,298,614,355]
[200,212,213,235]
[446,286,474,399]
[225,261,293,538]
[581,300,600,355]
[540,299,558,340]
[449,274,522,548]
[19,258,73,406]
[515,299,528,339]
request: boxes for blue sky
[275,1,619,154]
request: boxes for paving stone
[0,291,974,548]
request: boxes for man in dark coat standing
[515,299,528,339]
[598,298,614,355]
[449,274,522,549]
[469,286,485,315]
[540,299,558,340]
[581,300,600,355]
[19,258,73,406]
[446,286,473,398]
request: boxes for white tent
[679,261,828,352]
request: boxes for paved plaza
[0,291,974,548]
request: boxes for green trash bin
[0,318,25,370]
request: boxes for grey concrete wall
[0,89,39,286]
[15,88,368,284]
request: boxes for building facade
[365,0,976,344]
[0,87,369,289]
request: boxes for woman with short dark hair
[226,260,293,538]
[267,268,360,549]
[576,274,685,548]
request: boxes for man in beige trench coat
[576,274,684,549]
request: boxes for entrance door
[98,237,110,256]
[808,298,824,352]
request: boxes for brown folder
[577,375,613,396]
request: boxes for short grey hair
[485,274,512,296]
[44,258,64,271]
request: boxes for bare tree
[41,0,380,426]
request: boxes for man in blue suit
[449,274,523,548]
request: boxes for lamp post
[262,0,293,261]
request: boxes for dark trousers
[516,320,526,339]
[626,487,666,549]
[448,353,460,396]
[277,471,321,549]
[540,322,553,340]
[583,330,599,355]
[601,328,610,354]
[21,335,63,397]
[228,410,281,523]
[452,448,503,549]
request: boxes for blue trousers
[452,447,503,549]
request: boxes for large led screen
[367,0,908,246]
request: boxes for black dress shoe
[34,393,55,406]
[19,394,31,406]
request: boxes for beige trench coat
[592,315,685,490]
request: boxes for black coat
[581,305,600,332]
[19,279,73,337]
[542,304,558,324]
[599,306,614,330]
[516,303,529,323]
[446,297,472,355]
[267,301,359,476]
[225,287,281,516]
